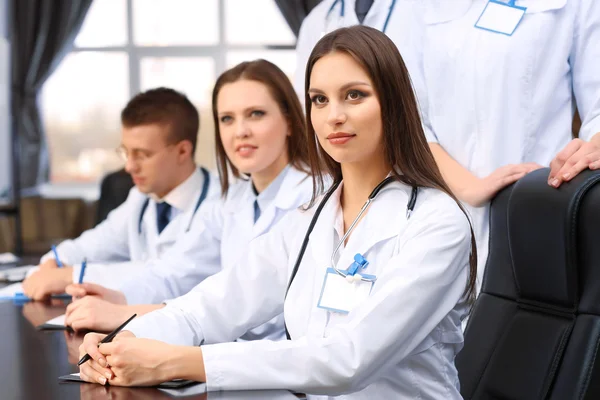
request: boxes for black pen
[77,314,137,366]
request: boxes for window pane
[227,50,297,80]
[225,0,295,45]
[140,57,217,169]
[42,52,129,182]
[133,0,219,46]
[75,0,127,47]
[140,57,215,108]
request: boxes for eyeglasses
[115,144,174,163]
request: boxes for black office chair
[456,168,600,400]
[95,168,134,225]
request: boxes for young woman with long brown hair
[77,26,476,399]
[63,59,312,341]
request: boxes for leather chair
[456,168,600,400]
[95,168,134,225]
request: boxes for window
[42,0,296,183]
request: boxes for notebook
[37,314,69,331]
[58,373,200,389]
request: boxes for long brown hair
[212,59,309,195]
[304,26,477,303]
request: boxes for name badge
[474,1,527,36]
[317,268,375,314]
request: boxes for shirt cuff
[580,115,600,142]
[423,124,439,143]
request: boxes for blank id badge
[475,1,527,36]
[317,268,375,314]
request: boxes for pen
[78,259,87,284]
[77,314,137,366]
[51,245,63,267]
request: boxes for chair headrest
[483,168,600,312]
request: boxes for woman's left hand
[549,136,600,188]
[97,338,180,387]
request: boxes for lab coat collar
[150,167,204,212]
[327,0,395,26]
[224,166,311,213]
[252,166,312,237]
[308,179,413,270]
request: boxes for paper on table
[0,282,23,297]
[0,265,36,282]
[44,314,66,327]
[200,390,302,399]
[0,253,19,264]
[158,383,207,397]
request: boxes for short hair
[121,87,199,154]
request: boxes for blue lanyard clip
[347,253,369,276]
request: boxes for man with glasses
[22,87,219,300]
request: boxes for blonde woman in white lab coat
[413,0,600,286]
[78,26,476,399]
[64,60,313,342]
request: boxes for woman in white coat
[294,0,421,100]
[414,0,600,286]
[64,60,312,342]
[78,26,476,399]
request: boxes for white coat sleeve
[39,191,134,266]
[571,0,600,141]
[200,199,472,394]
[123,211,298,345]
[294,11,320,102]
[117,198,224,305]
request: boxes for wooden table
[0,296,303,400]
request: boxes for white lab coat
[294,0,423,101]
[126,181,472,399]
[40,168,220,286]
[412,0,600,288]
[119,167,314,342]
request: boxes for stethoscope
[137,167,211,234]
[283,176,417,338]
[325,0,397,34]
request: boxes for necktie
[355,0,374,24]
[253,199,261,224]
[156,202,172,234]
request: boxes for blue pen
[78,259,87,284]
[51,245,63,267]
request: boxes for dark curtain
[10,0,93,189]
[275,0,323,37]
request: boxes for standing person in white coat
[294,0,423,101]
[412,0,600,288]
[22,88,219,300]
[77,27,476,399]
[62,60,313,343]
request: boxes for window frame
[71,0,296,99]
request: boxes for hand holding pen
[77,314,137,367]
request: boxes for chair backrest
[95,169,134,225]
[457,168,600,400]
